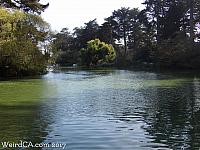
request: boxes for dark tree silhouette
[0,0,49,14]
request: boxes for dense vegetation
[52,0,200,69]
[1,0,200,78]
[80,39,116,66]
[0,1,50,77]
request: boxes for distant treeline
[52,0,200,69]
[1,0,200,78]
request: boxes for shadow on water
[139,78,200,149]
[0,105,49,144]
[100,71,200,149]
[0,78,55,149]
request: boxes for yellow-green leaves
[81,39,116,66]
[0,8,25,42]
[0,7,49,76]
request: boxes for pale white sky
[41,0,144,32]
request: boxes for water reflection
[0,69,200,150]
[140,77,200,149]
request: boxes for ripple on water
[1,69,200,150]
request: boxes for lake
[0,68,200,150]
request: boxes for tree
[0,0,49,14]
[98,17,119,45]
[137,9,156,47]
[52,19,100,66]
[110,7,132,56]
[142,0,163,43]
[73,19,99,49]
[188,0,200,42]
[190,0,195,42]
[53,28,74,51]
[80,39,116,66]
[142,0,200,42]
[51,28,79,65]
[98,21,113,44]
[161,1,186,40]
[127,8,142,50]
[0,7,50,76]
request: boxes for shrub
[80,39,116,66]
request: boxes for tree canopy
[0,0,49,14]
[20,0,200,69]
[0,7,50,77]
[80,39,116,66]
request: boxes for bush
[80,39,116,66]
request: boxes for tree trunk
[155,0,161,44]
[190,0,195,43]
[123,26,127,57]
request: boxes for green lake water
[0,68,200,149]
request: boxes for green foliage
[98,18,114,45]
[0,7,50,77]
[81,39,116,66]
[73,19,99,49]
[51,28,80,65]
[0,0,49,14]
[34,0,200,69]
[143,0,200,42]
[52,20,100,66]
[110,7,132,56]
[0,40,46,75]
[106,7,150,61]
[55,51,79,66]
[156,34,200,68]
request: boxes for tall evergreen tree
[143,0,164,43]
[98,17,117,45]
[73,19,99,49]
[110,7,132,56]
[143,0,200,42]
[127,8,142,50]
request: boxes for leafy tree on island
[80,39,116,66]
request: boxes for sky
[41,0,144,32]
